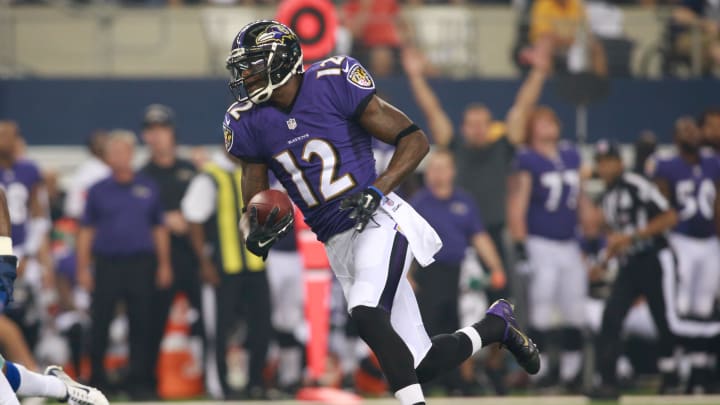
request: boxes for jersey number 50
[676,179,715,220]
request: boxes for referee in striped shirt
[589,140,720,399]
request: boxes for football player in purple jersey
[506,54,587,389]
[0,122,51,272]
[0,129,108,404]
[652,117,720,393]
[222,20,539,405]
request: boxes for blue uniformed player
[221,20,539,405]
[651,116,720,393]
[0,122,108,405]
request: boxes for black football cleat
[485,299,541,375]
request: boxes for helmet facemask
[226,42,303,105]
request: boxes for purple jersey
[652,152,720,238]
[225,56,377,242]
[514,142,580,240]
[0,160,42,247]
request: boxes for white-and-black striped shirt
[601,172,670,253]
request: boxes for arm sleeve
[181,174,218,224]
[325,57,377,119]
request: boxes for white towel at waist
[379,192,442,267]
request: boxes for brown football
[247,189,293,225]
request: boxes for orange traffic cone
[156,293,204,399]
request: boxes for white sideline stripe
[106,399,590,405]
[107,396,720,405]
[623,396,720,405]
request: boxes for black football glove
[245,206,294,260]
[513,241,528,262]
[513,241,532,275]
[340,186,383,232]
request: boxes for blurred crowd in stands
[3,0,720,78]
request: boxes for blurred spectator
[402,47,531,293]
[409,149,506,395]
[651,117,719,393]
[506,45,587,390]
[585,0,633,76]
[264,192,305,394]
[50,216,88,380]
[76,130,172,400]
[699,106,720,148]
[181,150,271,400]
[529,0,607,75]
[581,199,659,389]
[44,170,66,222]
[0,135,46,368]
[633,130,657,176]
[671,0,720,76]
[0,121,50,278]
[190,146,210,170]
[344,0,403,76]
[63,131,110,221]
[139,104,201,394]
[588,140,720,398]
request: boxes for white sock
[394,383,424,405]
[560,351,582,382]
[13,364,67,399]
[457,326,483,355]
[0,374,19,405]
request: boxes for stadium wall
[1,78,718,145]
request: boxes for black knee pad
[562,327,584,351]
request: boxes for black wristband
[395,124,420,145]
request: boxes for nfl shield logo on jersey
[286,118,297,130]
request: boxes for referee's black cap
[594,139,621,161]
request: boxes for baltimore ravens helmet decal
[256,24,295,46]
[347,64,374,89]
[224,125,234,151]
